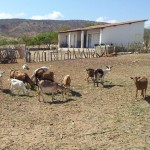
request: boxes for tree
[144,29,150,49]
[32,32,58,48]
[19,35,32,48]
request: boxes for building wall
[59,21,145,49]
[86,29,100,48]
[101,22,145,47]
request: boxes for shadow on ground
[2,89,34,97]
[144,96,150,104]
[46,98,75,105]
[2,89,11,94]
[103,84,124,89]
[71,90,82,97]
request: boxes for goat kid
[22,64,30,70]
[10,79,29,95]
[130,76,148,98]
[94,66,113,87]
[10,69,35,90]
[62,74,71,95]
[38,80,66,102]
[0,71,5,90]
[85,68,95,82]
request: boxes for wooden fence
[0,48,18,63]
[28,48,107,62]
[24,43,147,63]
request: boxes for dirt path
[0,53,150,149]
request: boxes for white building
[58,20,147,49]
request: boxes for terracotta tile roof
[59,19,147,33]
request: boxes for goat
[94,66,113,87]
[0,71,5,90]
[22,64,30,70]
[38,80,66,102]
[10,79,28,95]
[130,76,148,98]
[62,74,71,95]
[31,67,54,85]
[31,66,49,79]
[10,69,35,90]
[85,68,95,82]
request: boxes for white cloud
[0,13,12,19]
[0,12,25,19]
[96,16,107,22]
[31,11,64,20]
[96,16,118,23]
[145,20,150,28]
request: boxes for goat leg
[136,89,138,98]
[144,89,146,98]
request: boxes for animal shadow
[2,89,11,94]
[47,98,75,105]
[71,90,82,97]
[103,84,124,89]
[144,96,150,104]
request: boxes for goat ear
[137,77,141,80]
[130,77,133,79]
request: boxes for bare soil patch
[1,53,150,150]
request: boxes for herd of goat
[0,63,148,102]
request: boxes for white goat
[0,71,5,90]
[10,79,28,95]
[22,64,30,70]
[94,66,113,86]
[38,80,66,102]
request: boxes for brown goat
[31,68,54,85]
[62,75,71,95]
[130,76,148,98]
[38,80,66,102]
[10,69,35,90]
[85,68,95,82]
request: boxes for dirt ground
[1,53,150,150]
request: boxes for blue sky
[0,0,149,28]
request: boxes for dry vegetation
[1,53,150,149]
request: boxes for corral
[0,53,150,149]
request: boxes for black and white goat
[94,66,113,87]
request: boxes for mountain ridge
[0,19,105,38]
